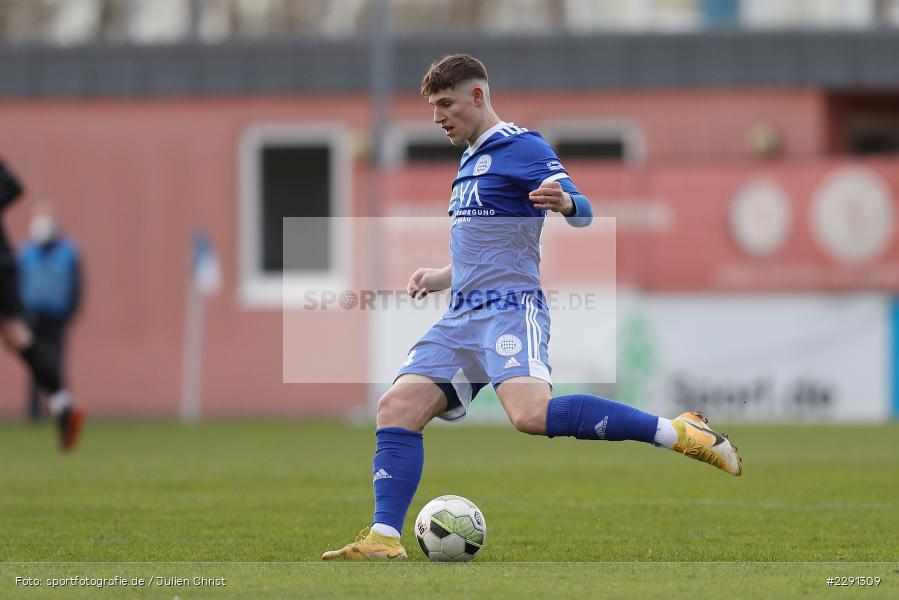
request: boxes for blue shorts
[396,293,552,422]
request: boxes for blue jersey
[447,122,571,314]
[397,122,592,413]
[18,237,81,319]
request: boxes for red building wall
[0,87,882,419]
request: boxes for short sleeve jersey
[447,122,569,315]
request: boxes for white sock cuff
[371,523,401,539]
[48,390,73,417]
[653,417,678,450]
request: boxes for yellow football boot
[321,528,408,560]
[672,411,742,476]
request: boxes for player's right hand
[407,267,442,300]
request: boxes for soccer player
[322,55,741,560]
[0,159,84,450]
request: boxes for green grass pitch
[1,420,897,598]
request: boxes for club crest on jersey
[495,334,522,357]
[473,154,492,176]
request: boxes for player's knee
[497,381,550,435]
[376,390,404,423]
[377,388,435,431]
[0,319,30,351]
[508,402,547,436]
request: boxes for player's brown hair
[420,54,488,96]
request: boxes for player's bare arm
[407,263,452,299]
[529,181,575,216]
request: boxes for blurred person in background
[18,203,82,423]
[0,159,83,450]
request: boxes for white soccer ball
[414,495,487,562]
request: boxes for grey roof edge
[1,30,898,97]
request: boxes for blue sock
[545,394,658,443]
[372,427,424,535]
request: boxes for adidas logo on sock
[503,356,521,369]
[373,468,392,482]
[594,416,609,440]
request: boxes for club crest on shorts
[474,154,492,176]
[495,334,522,356]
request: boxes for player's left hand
[529,181,574,216]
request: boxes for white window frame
[540,119,646,165]
[238,123,351,309]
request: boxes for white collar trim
[467,121,509,155]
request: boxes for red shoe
[59,407,85,451]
